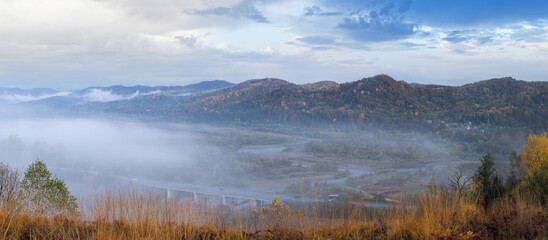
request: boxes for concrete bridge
[146,184,270,208]
[124,176,400,210]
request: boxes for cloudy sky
[0,0,547,89]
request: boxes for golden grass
[1,187,547,240]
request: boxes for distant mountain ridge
[4,76,548,129]
[0,80,235,104]
[95,75,547,128]
[183,80,235,92]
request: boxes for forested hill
[89,75,548,129]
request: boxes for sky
[0,0,547,89]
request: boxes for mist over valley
[0,75,537,202]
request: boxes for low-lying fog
[0,117,226,195]
[0,110,506,200]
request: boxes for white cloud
[262,46,276,54]
[142,90,162,96]
[0,92,71,103]
[82,89,164,102]
[0,0,547,88]
[83,89,138,102]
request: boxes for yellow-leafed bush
[519,132,548,203]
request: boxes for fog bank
[0,117,225,194]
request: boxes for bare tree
[446,163,471,198]
[0,162,21,211]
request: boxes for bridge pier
[193,192,198,203]
[166,188,172,200]
[222,195,226,205]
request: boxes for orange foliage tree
[518,132,548,203]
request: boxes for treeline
[438,132,548,208]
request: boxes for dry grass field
[0,186,546,240]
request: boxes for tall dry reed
[0,186,546,239]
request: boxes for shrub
[252,196,304,232]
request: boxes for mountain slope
[109,75,547,128]
[13,75,547,128]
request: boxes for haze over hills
[3,75,547,129]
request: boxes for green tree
[21,160,77,215]
[472,153,503,209]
